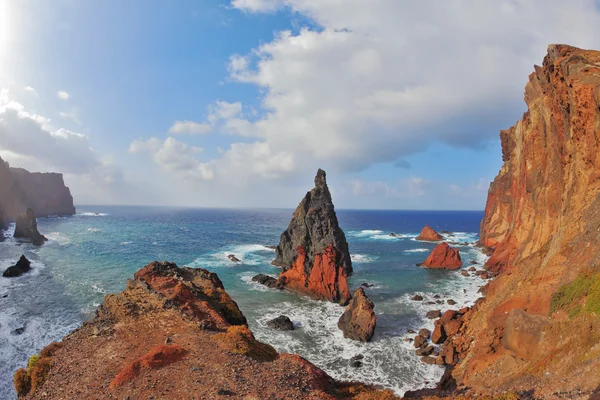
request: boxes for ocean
[0,206,487,398]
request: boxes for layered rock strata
[273,169,352,305]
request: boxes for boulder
[426,310,442,319]
[251,274,280,289]
[411,294,423,301]
[420,242,462,270]
[416,226,444,241]
[503,309,549,359]
[447,299,457,305]
[3,255,32,278]
[266,315,295,331]
[432,321,447,344]
[337,288,376,342]
[14,209,47,246]
[389,232,398,237]
[361,282,374,288]
[413,334,427,348]
[227,254,240,262]
[419,328,431,339]
[460,271,469,277]
[273,169,352,305]
[421,356,436,364]
[416,345,434,357]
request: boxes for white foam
[249,297,444,396]
[45,232,71,246]
[239,271,277,292]
[120,241,132,245]
[350,230,384,237]
[191,244,275,268]
[404,248,429,253]
[76,212,108,217]
[87,227,101,233]
[351,254,376,263]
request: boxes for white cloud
[57,90,70,100]
[217,0,600,179]
[207,100,242,124]
[168,120,212,135]
[23,86,37,95]
[59,111,80,124]
[0,89,97,173]
[129,137,214,181]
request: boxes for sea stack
[337,287,376,342]
[2,255,32,278]
[272,169,352,305]
[14,209,47,246]
[421,242,462,270]
[416,225,444,241]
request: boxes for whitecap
[45,232,71,246]
[87,227,101,233]
[351,254,376,263]
[120,241,132,245]
[403,248,430,253]
[76,212,108,217]
[191,244,275,268]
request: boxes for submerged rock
[266,315,295,331]
[420,242,463,270]
[273,169,352,305]
[14,209,47,246]
[337,287,376,342]
[227,254,240,262]
[416,226,444,241]
[3,255,32,278]
[411,294,424,301]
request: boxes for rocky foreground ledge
[14,261,395,399]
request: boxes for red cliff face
[14,262,394,399]
[0,157,75,221]
[448,45,600,397]
[421,242,462,270]
[273,169,352,305]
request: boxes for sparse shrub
[550,272,600,316]
[27,354,40,371]
[13,368,31,397]
[29,357,53,393]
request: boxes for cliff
[14,261,395,399]
[0,157,75,222]
[443,45,600,398]
[273,169,353,304]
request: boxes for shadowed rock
[14,209,47,246]
[3,255,32,278]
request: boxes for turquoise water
[0,207,487,398]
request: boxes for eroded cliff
[445,45,600,398]
[15,261,395,399]
[0,157,75,222]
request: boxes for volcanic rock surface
[273,169,352,304]
[416,226,444,241]
[14,209,47,246]
[14,261,395,399]
[437,45,600,398]
[337,287,377,342]
[420,243,462,270]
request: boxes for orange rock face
[16,261,392,399]
[447,45,600,397]
[277,245,351,305]
[416,225,444,241]
[421,242,463,270]
[337,287,377,342]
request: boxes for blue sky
[1,0,600,209]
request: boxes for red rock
[431,322,446,344]
[444,319,463,337]
[421,243,463,270]
[337,287,376,342]
[440,310,458,324]
[416,225,444,241]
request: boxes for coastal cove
[0,207,487,398]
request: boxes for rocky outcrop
[273,169,352,305]
[252,273,280,288]
[14,261,394,399]
[267,315,295,331]
[14,209,47,246]
[416,226,444,241]
[441,45,600,397]
[337,288,376,342]
[0,156,75,222]
[420,243,462,270]
[2,255,32,278]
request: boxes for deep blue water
[0,207,486,398]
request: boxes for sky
[1,0,600,210]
